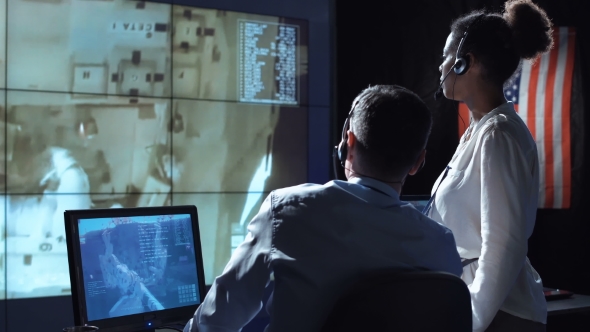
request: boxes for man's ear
[408,150,426,176]
[346,130,356,153]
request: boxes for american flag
[458,27,576,209]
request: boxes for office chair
[321,270,472,332]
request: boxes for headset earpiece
[453,54,470,75]
[453,30,470,76]
[333,105,355,177]
[337,117,350,166]
[453,14,485,76]
[337,141,347,166]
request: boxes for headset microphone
[433,65,455,101]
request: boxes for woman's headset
[453,14,486,76]
[434,14,485,100]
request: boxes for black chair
[321,270,472,332]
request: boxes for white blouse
[428,102,547,332]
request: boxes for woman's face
[439,32,467,101]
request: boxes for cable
[458,108,467,131]
[452,73,468,132]
[452,73,458,101]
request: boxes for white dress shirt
[184,177,463,332]
[427,102,547,331]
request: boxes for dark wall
[335,0,590,296]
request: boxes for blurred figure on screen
[183,85,462,332]
[41,147,92,239]
[149,143,183,186]
[6,136,91,241]
[2,134,91,295]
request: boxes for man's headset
[434,14,485,101]
[332,85,425,180]
[332,98,358,177]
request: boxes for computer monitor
[64,205,204,332]
[400,195,431,213]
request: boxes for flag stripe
[535,54,549,207]
[527,56,543,207]
[551,28,567,208]
[561,27,576,208]
[543,32,559,208]
[527,59,540,138]
[518,61,531,120]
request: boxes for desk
[547,294,590,316]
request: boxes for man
[184,85,462,332]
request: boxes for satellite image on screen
[78,214,200,321]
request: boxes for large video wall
[0,0,308,300]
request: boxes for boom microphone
[433,63,457,101]
[434,86,444,101]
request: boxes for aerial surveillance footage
[0,0,308,299]
[77,214,200,320]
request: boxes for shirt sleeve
[184,193,275,332]
[442,229,464,278]
[470,128,534,332]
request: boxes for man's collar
[348,176,400,199]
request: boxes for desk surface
[547,294,590,316]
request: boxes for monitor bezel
[64,205,205,332]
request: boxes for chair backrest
[321,270,472,332]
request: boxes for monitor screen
[1,0,309,301]
[65,205,204,331]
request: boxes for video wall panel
[7,0,172,97]
[6,0,308,104]
[5,91,173,195]
[1,200,5,301]
[1,0,308,300]
[170,6,308,105]
[0,0,5,90]
[171,100,307,193]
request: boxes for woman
[427,1,553,331]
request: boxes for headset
[332,85,425,180]
[434,14,485,100]
[454,14,486,75]
[332,98,358,177]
